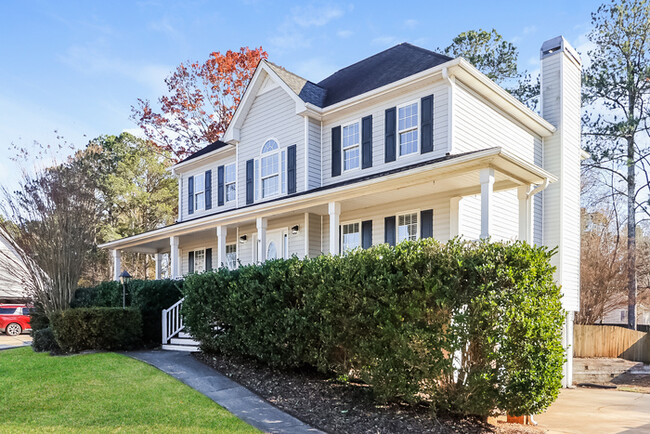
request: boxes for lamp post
[119,270,132,309]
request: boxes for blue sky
[0,0,600,189]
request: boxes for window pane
[225,164,236,183]
[226,244,237,269]
[343,123,360,149]
[398,103,418,131]
[399,130,418,156]
[397,213,418,242]
[262,175,279,197]
[262,140,279,153]
[342,223,360,252]
[195,250,205,273]
[194,174,204,192]
[343,147,360,170]
[267,241,277,260]
[226,183,236,202]
[261,154,279,178]
[195,192,205,210]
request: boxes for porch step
[178,331,192,339]
[161,344,199,352]
[170,337,200,346]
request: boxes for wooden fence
[574,325,650,364]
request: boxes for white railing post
[162,307,168,344]
[161,297,185,345]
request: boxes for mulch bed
[194,352,530,433]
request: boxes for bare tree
[0,159,99,315]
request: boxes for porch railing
[162,297,185,344]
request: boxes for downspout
[527,178,550,199]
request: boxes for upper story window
[342,122,360,171]
[397,212,418,242]
[194,174,205,211]
[398,102,418,156]
[225,163,236,202]
[342,222,360,253]
[261,139,280,198]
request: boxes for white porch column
[517,186,533,243]
[170,236,180,278]
[479,168,494,239]
[328,202,341,255]
[111,249,121,281]
[449,197,461,239]
[256,217,267,262]
[154,253,162,280]
[217,225,227,267]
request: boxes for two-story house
[100,36,581,386]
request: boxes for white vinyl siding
[458,191,519,242]
[238,86,304,206]
[321,82,449,186]
[452,81,538,163]
[307,118,322,189]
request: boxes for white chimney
[540,36,582,387]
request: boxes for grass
[0,347,259,433]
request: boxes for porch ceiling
[100,147,556,252]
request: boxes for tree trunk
[627,135,637,330]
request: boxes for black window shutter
[246,159,254,204]
[206,248,213,271]
[288,144,297,194]
[188,251,194,273]
[361,115,373,169]
[331,126,341,177]
[205,170,212,210]
[420,209,433,239]
[188,176,194,215]
[421,95,434,153]
[384,216,396,246]
[361,220,373,249]
[385,107,396,162]
[217,165,225,206]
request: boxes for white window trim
[194,173,206,211]
[224,163,236,203]
[341,119,361,173]
[225,243,237,269]
[340,219,362,253]
[396,99,420,159]
[260,138,282,199]
[396,209,420,243]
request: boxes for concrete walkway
[0,333,31,350]
[125,349,323,434]
[536,388,650,433]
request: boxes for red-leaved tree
[132,46,267,161]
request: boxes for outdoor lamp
[239,235,247,243]
[291,225,299,234]
[119,270,132,309]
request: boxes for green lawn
[0,347,258,433]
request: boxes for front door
[265,229,287,260]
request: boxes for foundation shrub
[182,238,564,417]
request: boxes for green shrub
[72,279,182,344]
[50,307,142,353]
[183,238,565,417]
[32,327,60,353]
[29,305,50,333]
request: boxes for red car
[0,304,31,336]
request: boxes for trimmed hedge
[183,238,565,417]
[50,307,142,353]
[32,327,60,353]
[72,279,182,344]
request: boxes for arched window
[260,139,280,198]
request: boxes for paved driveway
[536,388,650,433]
[0,333,32,349]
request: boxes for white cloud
[404,19,418,29]
[337,29,353,39]
[371,35,399,47]
[291,4,344,27]
[523,25,537,35]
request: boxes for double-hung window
[341,222,360,253]
[398,101,418,156]
[225,244,237,269]
[194,174,205,211]
[225,163,236,202]
[342,122,360,171]
[261,140,280,198]
[194,249,206,273]
[397,212,418,243]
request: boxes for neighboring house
[0,231,27,302]
[600,304,650,326]
[100,36,581,386]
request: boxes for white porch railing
[162,297,185,344]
